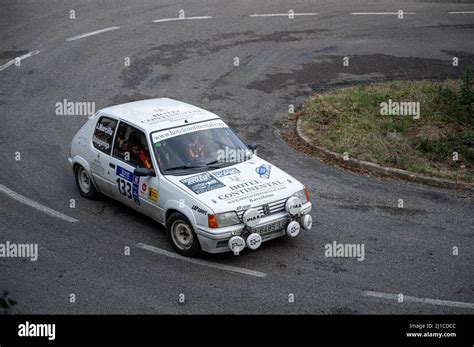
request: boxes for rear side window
[92,116,117,154]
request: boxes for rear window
[92,116,117,154]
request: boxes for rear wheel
[74,165,97,199]
[167,212,201,257]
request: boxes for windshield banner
[152,119,227,143]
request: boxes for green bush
[436,69,474,126]
[412,131,474,162]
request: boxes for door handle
[109,163,116,169]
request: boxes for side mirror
[134,167,156,177]
[247,141,257,151]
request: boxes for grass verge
[298,71,474,182]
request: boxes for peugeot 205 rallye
[69,98,313,257]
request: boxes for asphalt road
[1,0,473,314]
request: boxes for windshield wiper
[205,160,221,165]
[206,159,244,168]
[204,160,225,168]
[164,165,206,172]
[165,160,234,172]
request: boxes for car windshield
[151,123,252,174]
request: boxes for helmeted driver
[118,130,152,169]
[186,131,205,161]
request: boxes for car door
[109,121,161,220]
[89,114,118,197]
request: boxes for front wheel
[74,165,97,199]
[167,212,201,257]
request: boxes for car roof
[99,98,221,133]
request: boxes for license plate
[252,219,287,235]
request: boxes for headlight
[294,188,309,203]
[209,211,240,228]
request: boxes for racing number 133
[116,178,132,198]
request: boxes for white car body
[68,98,312,255]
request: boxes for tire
[74,165,97,199]
[167,212,201,257]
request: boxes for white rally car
[69,98,312,257]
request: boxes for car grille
[236,198,287,221]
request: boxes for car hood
[165,156,304,213]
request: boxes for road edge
[295,117,474,192]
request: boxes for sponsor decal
[116,166,140,205]
[133,176,140,203]
[148,187,158,202]
[92,137,110,150]
[249,193,275,203]
[192,205,207,215]
[141,183,147,192]
[218,180,286,203]
[141,108,204,125]
[246,215,260,223]
[152,119,227,142]
[180,172,225,195]
[256,164,271,179]
[229,175,246,182]
[236,204,251,211]
[95,122,114,135]
[212,167,240,178]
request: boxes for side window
[92,116,117,154]
[113,122,152,169]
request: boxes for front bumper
[196,201,312,253]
